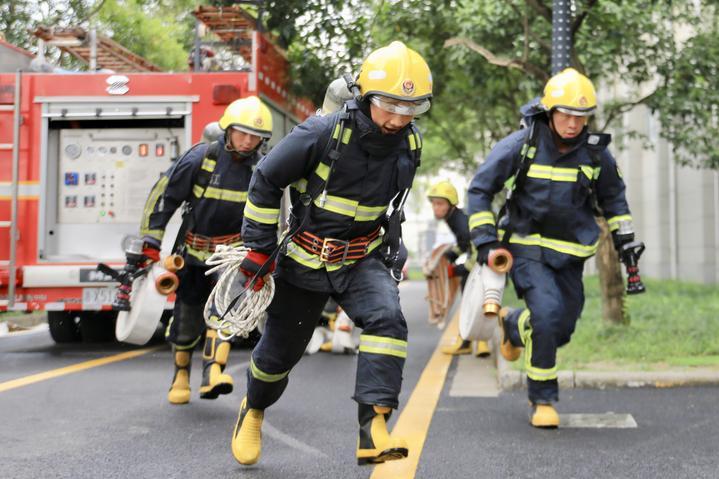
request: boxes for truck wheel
[79,311,118,343]
[48,312,82,343]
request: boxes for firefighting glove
[612,231,635,254]
[443,248,459,263]
[240,251,275,292]
[476,241,502,265]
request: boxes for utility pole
[552,0,572,74]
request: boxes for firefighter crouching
[427,180,491,357]
[467,68,640,428]
[231,41,432,466]
[139,96,273,405]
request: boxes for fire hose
[203,245,275,340]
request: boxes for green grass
[501,276,719,370]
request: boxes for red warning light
[139,144,149,157]
[155,144,165,157]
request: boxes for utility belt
[184,231,242,252]
[292,227,381,264]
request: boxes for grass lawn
[502,276,719,370]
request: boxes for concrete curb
[491,329,719,390]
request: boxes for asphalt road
[1,281,717,479]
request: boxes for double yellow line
[0,346,161,393]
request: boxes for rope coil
[203,245,274,340]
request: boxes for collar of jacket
[534,119,589,156]
[344,99,411,153]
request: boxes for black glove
[476,241,501,265]
[443,249,459,263]
[611,231,634,254]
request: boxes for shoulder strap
[498,122,539,245]
[170,142,218,254]
[188,140,220,208]
[584,133,608,217]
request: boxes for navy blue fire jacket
[467,101,632,270]
[140,135,258,262]
[242,100,422,293]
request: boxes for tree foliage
[259,0,372,105]
[0,0,197,72]
[369,0,719,171]
[96,0,197,71]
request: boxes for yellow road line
[371,313,459,479]
[0,346,162,393]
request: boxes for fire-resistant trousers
[166,262,215,349]
[246,256,408,410]
[504,256,585,403]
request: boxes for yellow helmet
[357,41,433,107]
[427,180,458,206]
[219,96,273,139]
[540,68,597,116]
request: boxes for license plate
[82,287,116,307]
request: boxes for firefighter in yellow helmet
[138,96,272,405]
[426,180,491,358]
[231,41,431,466]
[467,68,640,428]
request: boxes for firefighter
[427,180,491,358]
[467,68,638,428]
[231,41,432,466]
[139,96,273,405]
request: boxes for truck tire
[79,311,118,343]
[48,311,82,343]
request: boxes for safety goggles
[369,95,431,116]
[554,106,596,117]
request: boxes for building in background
[607,82,719,285]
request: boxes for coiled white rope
[203,245,275,341]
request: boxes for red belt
[293,228,381,263]
[185,232,242,252]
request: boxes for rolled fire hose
[203,245,275,341]
[116,256,183,345]
[458,248,514,341]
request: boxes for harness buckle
[320,237,350,264]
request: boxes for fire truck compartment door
[42,126,186,262]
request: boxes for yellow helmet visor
[369,95,431,116]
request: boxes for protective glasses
[554,106,596,117]
[369,95,431,116]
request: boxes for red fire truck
[0,10,313,342]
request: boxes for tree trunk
[596,218,627,325]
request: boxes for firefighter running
[467,68,640,428]
[139,96,273,405]
[231,41,432,466]
[427,180,491,357]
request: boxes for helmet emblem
[579,96,588,107]
[402,80,415,95]
[254,117,264,128]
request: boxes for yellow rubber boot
[498,308,522,362]
[199,329,234,399]
[167,348,192,405]
[474,340,491,358]
[357,404,409,465]
[530,403,560,429]
[441,335,472,355]
[231,397,264,465]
